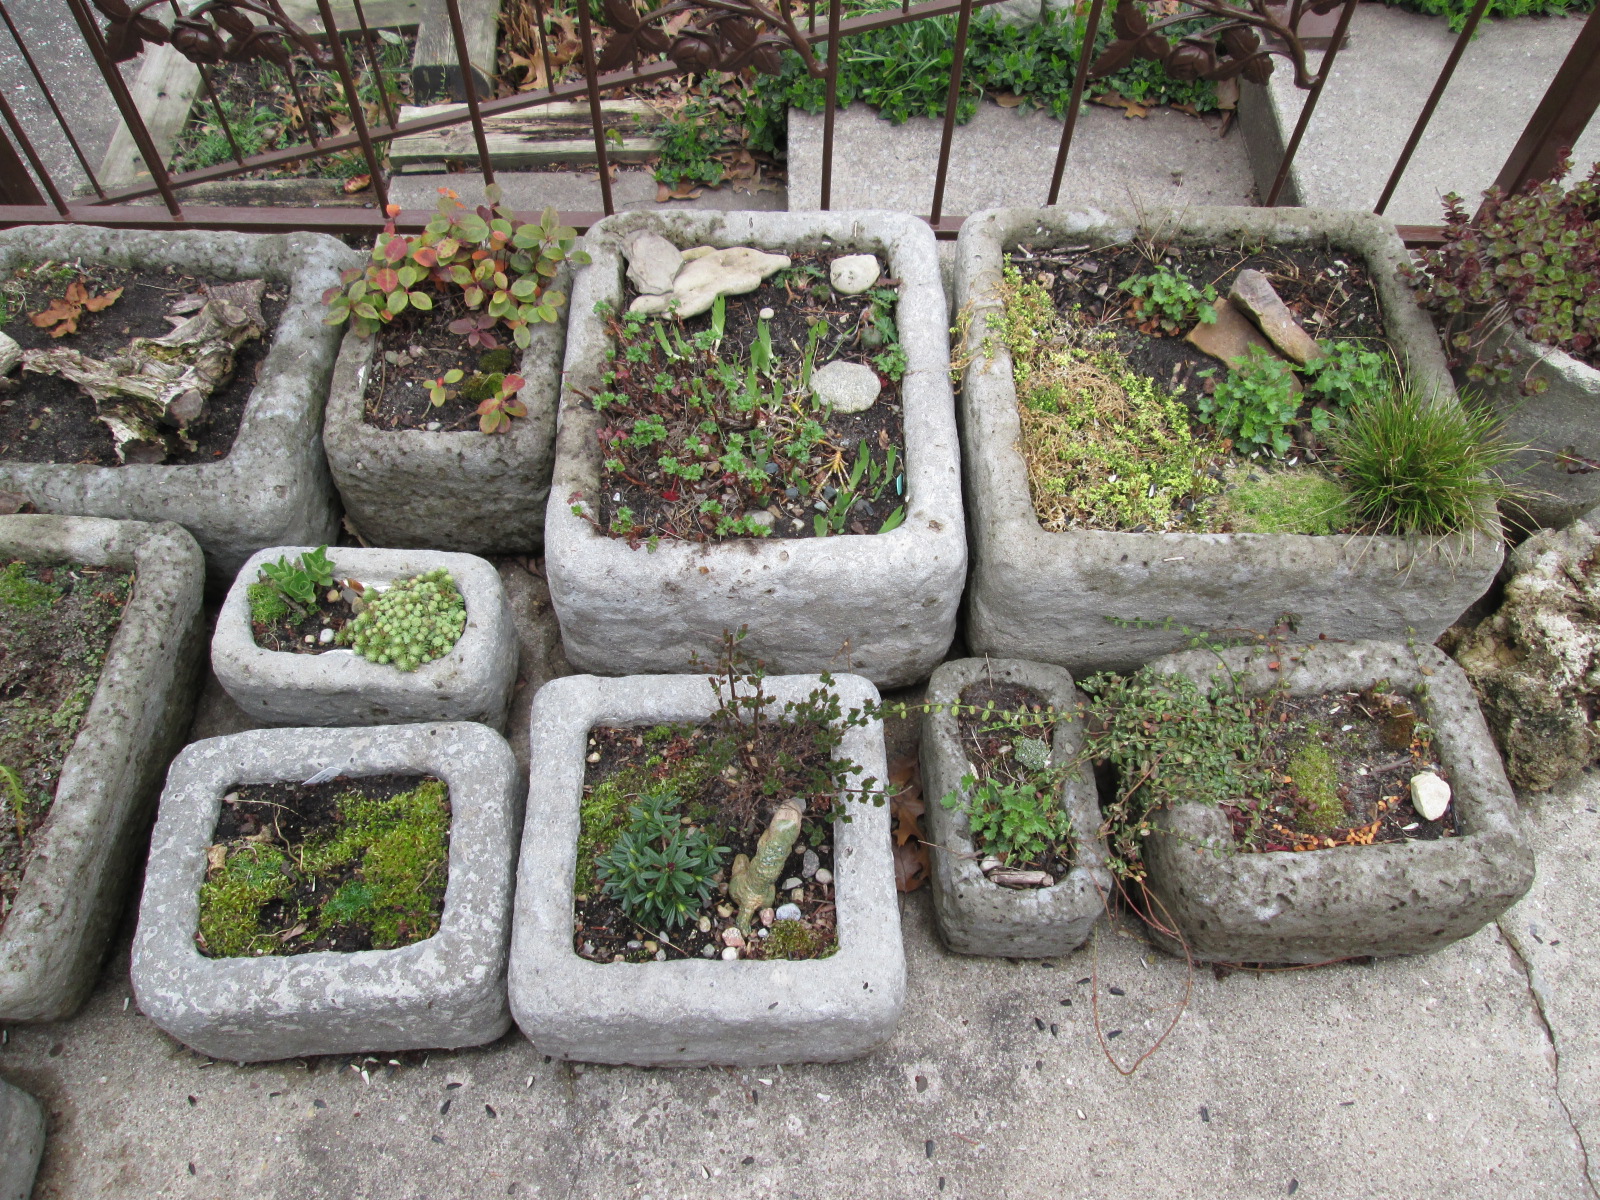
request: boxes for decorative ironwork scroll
[1090,0,1344,90]
[595,0,824,78]
[90,0,332,67]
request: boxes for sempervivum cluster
[342,568,467,672]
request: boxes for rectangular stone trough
[0,226,356,582]
[322,266,570,553]
[0,1077,44,1200]
[920,658,1112,958]
[1140,640,1534,964]
[131,722,522,1062]
[0,515,204,1023]
[543,210,966,689]
[954,205,1504,674]
[212,546,517,729]
[509,671,904,1066]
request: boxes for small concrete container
[509,672,904,1066]
[954,205,1504,674]
[0,1077,44,1200]
[132,722,523,1062]
[323,266,570,553]
[212,546,517,729]
[544,209,966,689]
[920,658,1111,958]
[1140,640,1534,964]
[0,226,354,582]
[0,515,204,1023]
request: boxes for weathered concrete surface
[0,516,205,1024]
[132,722,523,1063]
[0,1075,44,1200]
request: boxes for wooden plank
[280,0,425,32]
[411,0,500,104]
[388,100,662,167]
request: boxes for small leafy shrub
[0,561,61,611]
[1119,266,1218,335]
[1199,344,1307,457]
[595,792,728,930]
[340,568,467,671]
[255,545,335,616]
[944,774,1071,867]
[653,96,732,187]
[1380,0,1592,31]
[1299,340,1392,411]
[1209,465,1355,535]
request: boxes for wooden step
[388,100,664,169]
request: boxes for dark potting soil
[955,680,1075,879]
[0,560,134,927]
[251,589,360,655]
[0,262,288,466]
[198,772,450,957]
[593,250,909,542]
[1230,686,1457,854]
[361,296,531,434]
[573,722,841,964]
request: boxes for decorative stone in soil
[545,210,966,688]
[0,1077,44,1200]
[132,722,522,1062]
[0,226,354,581]
[1139,640,1533,964]
[954,205,1503,674]
[212,546,516,729]
[509,672,904,1066]
[920,658,1112,958]
[0,515,204,1023]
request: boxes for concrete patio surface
[1,561,1597,1198]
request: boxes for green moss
[0,562,62,611]
[1209,465,1356,535]
[459,371,506,404]
[196,843,294,958]
[575,750,717,892]
[762,918,835,960]
[246,581,289,626]
[476,348,515,374]
[1288,741,1343,834]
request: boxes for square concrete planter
[544,210,966,689]
[212,546,517,729]
[509,671,904,1066]
[954,206,1503,674]
[323,265,570,553]
[1140,639,1534,964]
[0,515,204,1023]
[0,1077,44,1200]
[920,658,1112,958]
[132,721,522,1062]
[0,226,356,583]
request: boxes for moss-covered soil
[196,773,450,958]
[0,558,133,928]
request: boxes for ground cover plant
[0,261,287,466]
[196,773,450,957]
[0,559,133,927]
[585,251,907,543]
[1379,0,1592,30]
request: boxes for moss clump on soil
[759,918,833,960]
[245,581,289,626]
[1287,740,1342,833]
[197,778,450,957]
[0,561,62,610]
[1209,465,1356,535]
[995,265,1225,532]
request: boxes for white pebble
[775,903,802,921]
[701,943,718,958]
[759,306,775,319]
[782,877,803,891]
[318,627,335,645]
[1411,771,1452,822]
[814,868,833,884]
[721,946,740,961]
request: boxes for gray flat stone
[132,722,523,1062]
[212,546,517,730]
[830,253,880,295]
[921,658,1111,958]
[0,227,352,582]
[812,360,881,414]
[0,1077,43,1200]
[509,672,903,1066]
[630,246,791,319]
[0,515,204,1023]
[546,209,966,688]
[1142,640,1534,964]
[955,204,1503,673]
[623,230,682,295]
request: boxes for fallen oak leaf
[82,286,123,313]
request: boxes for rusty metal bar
[0,0,105,198]
[928,0,975,226]
[1046,0,1105,206]
[444,0,496,185]
[1491,3,1600,197]
[1374,0,1492,215]
[531,0,558,96]
[199,63,248,167]
[0,92,57,210]
[0,121,43,207]
[1264,0,1360,207]
[284,69,324,150]
[820,0,842,209]
[352,0,401,131]
[575,0,614,215]
[315,0,390,208]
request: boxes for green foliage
[652,95,732,186]
[1209,465,1355,535]
[341,568,467,671]
[1379,0,1591,31]
[595,792,728,931]
[1299,340,1392,411]
[1198,344,1308,457]
[945,775,1072,867]
[575,732,716,888]
[762,918,834,959]
[1287,740,1342,834]
[245,581,289,626]
[257,545,335,614]
[1328,386,1520,536]
[173,98,281,171]
[0,561,61,611]
[196,843,293,958]
[1118,266,1217,334]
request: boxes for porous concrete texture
[1141,640,1534,965]
[955,204,1504,673]
[0,1076,44,1200]
[545,210,966,688]
[0,226,353,583]
[132,722,522,1063]
[0,516,204,1024]
[212,546,517,729]
[510,671,904,1067]
[1238,6,1600,225]
[387,170,788,213]
[920,657,1111,958]
[322,267,571,554]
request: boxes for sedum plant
[339,568,467,672]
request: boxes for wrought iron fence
[0,0,1596,242]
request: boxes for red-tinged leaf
[341,267,363,284]
[463,286,484,308]
[322,284,344,305]
[448,317,474,335]
[411,246,438,268]
[501,399,527,418]
[385,202,401,216]
[373,268,400,293]
[383,235,408,263]
[65,280,88,305]
[503,373,526,392]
